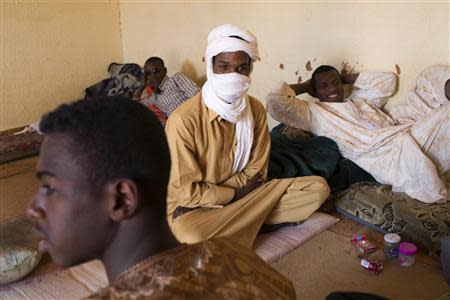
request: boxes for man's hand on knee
[231,172,265,203]
[173,206,198,220]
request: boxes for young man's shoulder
[86,238,295,300]
[171,72,189,80]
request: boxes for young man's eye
[237,65,249,72]
[41,185,56,196]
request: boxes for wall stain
[279,63,284,70]
[341,61,356,74]
[306,61,312,71]
[395,64,401,75]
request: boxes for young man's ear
[105,179,140,222]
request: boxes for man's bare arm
[341,73,360,85]
[289,79,315,97]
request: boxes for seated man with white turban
[267,65,449,204]
[165,24,330,248]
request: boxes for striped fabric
[142,73,200,115]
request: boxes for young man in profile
[27,96,295,299]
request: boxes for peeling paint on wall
[306,61,313,71]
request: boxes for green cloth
[268,124,375,193]
[269,124,339,180]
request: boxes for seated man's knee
[307,176,331,195]
[171,217,211,244]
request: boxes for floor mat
[253,212,340,263]
[0,260,107,300]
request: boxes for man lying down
[267,65,449,204]
[26,96,296,299]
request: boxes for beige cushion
[0,245,41,284]
[0,216,42,284]
[253,212,339,263]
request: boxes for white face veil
[202,24,260,174]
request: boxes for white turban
[202,24,259,175]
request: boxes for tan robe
[86,239,296,300]
[165,93,329,248]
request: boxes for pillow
[335,182,450,253]
[0,216,42,284]
[0,245,41,284]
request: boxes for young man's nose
[27,196,46,219]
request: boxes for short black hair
[40,96,170,209]
[311,65,340,91]
[145,57,165,66]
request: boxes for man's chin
[50,254,78,268]
[39,242,74,267]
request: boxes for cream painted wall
[1,1,123,130]
[120,2,449,127]
[2,2,448,131]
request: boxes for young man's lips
[38,239,49,253]
[33,225,50,253]
[33,223,46,238]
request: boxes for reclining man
[133,57,200,125]
[267,65,449,203]
[27,96,296,299]
[166,24,330,249]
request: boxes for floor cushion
[0,217,42,284]
[253,212,340,263]
[335,182,450,253]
